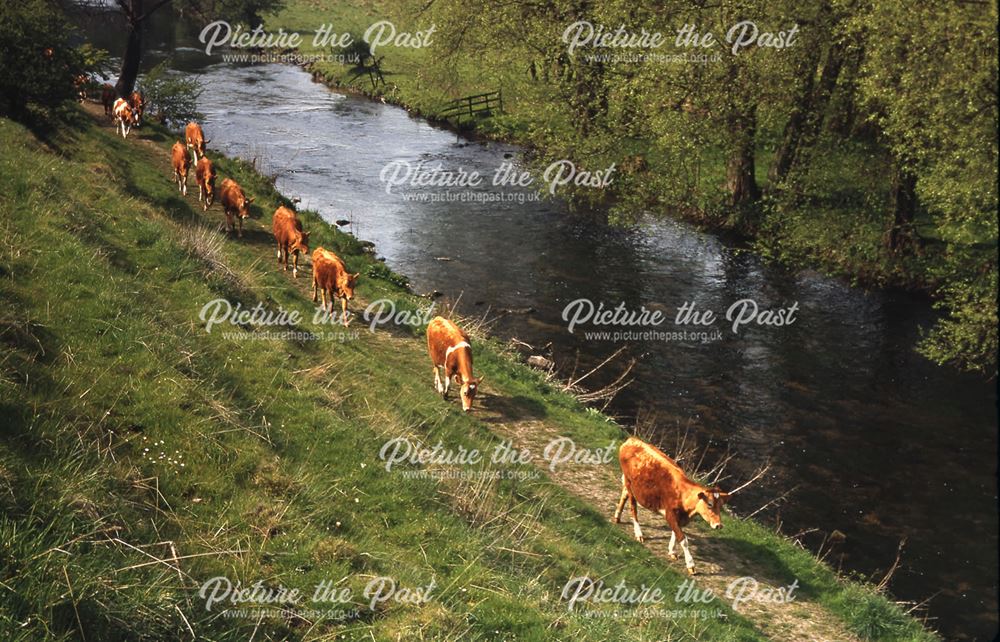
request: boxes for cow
[185,122,208,164]
[195,156,217,211]
[218,178,253,237]
[614,436,729,575]
[112,98,137,139]
[100,84,115,117]
[171,141,191,196]
[426,316,482,412]
[272,206,310,278]
[128,90,145,126]
[311,248,359,326]
[74,74,89,102]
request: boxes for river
[74,10,998,639]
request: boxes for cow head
[459,376,483,412]
[695,487,729,529]
[293,231,311,257]
[236,195,254,221]
[337,271,361,301]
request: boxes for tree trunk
[726,106,760,206]
[115,11,142,98]
[769,42,844,185]
[886,162,918,253]
[769,49,819,185]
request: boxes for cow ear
[718,491,730,505]
[352,272,361,279]
[247,197,255,204]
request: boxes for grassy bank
[0,107,935,641]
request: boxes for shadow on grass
[478,393,548,422]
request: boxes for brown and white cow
[426,316,482,412]
[218,178,253,237]
[614,436,729,575]
[128,90,145,126]
[311,248,358,326]
[195,156,217,211]
[171,141,191,195]
[272,206,311,278]
[185,122,208,164]
[100,84,115,117]
[74,74,89,102]
[112,97,137,139]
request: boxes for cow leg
[613,477,628,523]
[340,296,349,327]
[292,251,298,278]
[181,173,187,196]
[237,218,243,239]
[225,211,233,234]
[629,494,643,542]
[442,370,451,397]
[311,274,319,302]
[664,512,694,574]
[667,531,677,560]
[433,366,443,395]
[277,242,283,264]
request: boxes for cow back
[311,248,347,291]
[619,437,694,514]
[195,157,215,185]
[426,317,470,366]
[219,178,242,209]
[171,142,190,171]
[272,206,302,243]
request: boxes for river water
[75,11,998,639]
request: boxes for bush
[141,60,203,128]
[0,0,85,118]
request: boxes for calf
[101,84,115,116]
[129,90,145,126]
[272,206,310,278]
[112,98,137,139]
[218,178,253,237]
[195,156,217,211]
[171,141,191,195]
[614,436,729,575]
[426,316,482,412]
[185,122,207,163]
[311,248,359,326]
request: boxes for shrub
[0,0,86,119]
[141,60,203,128]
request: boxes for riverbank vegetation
[266,0,998,375]
[0,5,940,634]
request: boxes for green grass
[0,108,937,641]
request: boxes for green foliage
[141,59,204,127]
[0,0,85,118]
[268,0,998,374]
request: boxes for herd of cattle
[94,85,731,575]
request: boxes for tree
[0,0,86,119]
[114,0,174,98]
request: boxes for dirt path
[475,408,862,642]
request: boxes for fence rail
[437,90,503,120]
